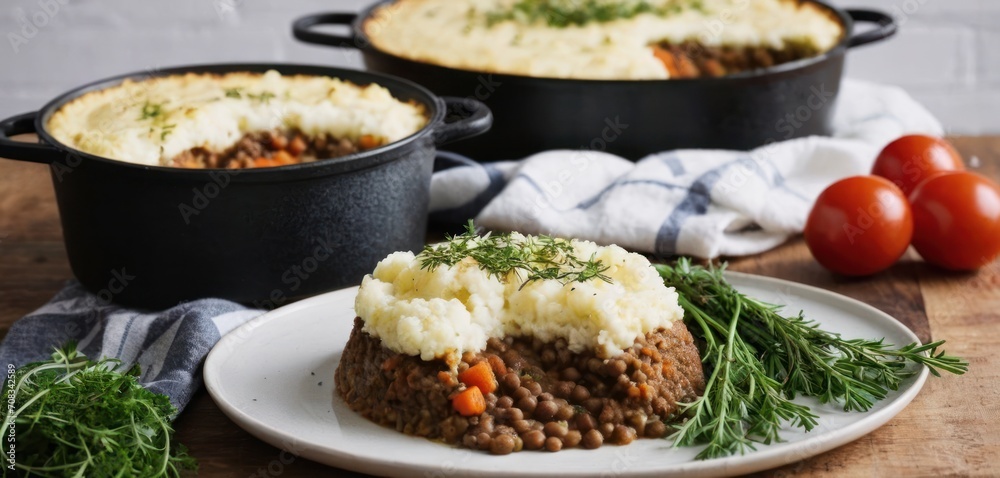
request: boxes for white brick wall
[0,0,995,134]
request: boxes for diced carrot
[437,371,452,384]
[486,354,507,376]
[452,386,486,417]
[270,134,288,151]
[651,44,699,78]
[382,355,402,371]
[358,134,381,150]
[627,386,641,399]
[458,362,497,394]
[702,59,727,77]
[273,150,296,165]
[252,157,277,168]
[652,45,681,77]
[639,383,653,400]
[288,136,307,155]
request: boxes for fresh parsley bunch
[1,344,196,477]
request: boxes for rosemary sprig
[656,259,968,460]
[419,221,612,287]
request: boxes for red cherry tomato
[805,176,913,276]
[909,171,1000,270]
[871,135,964,196]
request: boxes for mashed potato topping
[366,0,843,80]
[354,233,683,361]
[47,70,427,166]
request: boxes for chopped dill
[140,101,163,120]
[247,91,276,103]
[419,220,612,287]
[485,0,705,28]
[160,123,176,141]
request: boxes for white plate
[204,272,928,477]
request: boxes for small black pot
[293,2,896,160]
[0,63,492,309]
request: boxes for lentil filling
[652,41,821,78]
[168,130,383,169]
[335,317,705,454]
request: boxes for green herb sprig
[419,221,612,287]
[486,0,704,28]
[140,101,163,120]
[160,124,176,141]
[0,344,197,477]
[247,91,276,104]
[656,259,968,460]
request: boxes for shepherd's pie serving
[47,70,427,169]
[366,0,844,79]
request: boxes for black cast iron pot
[293,2,896,160]
[0,63,491,309]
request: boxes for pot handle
[846,9,898,48]
[292,13,360,48]
[0,112,61,164]
[434,97,493,147]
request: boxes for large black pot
[0,63,491,309]
[293,2,896,160]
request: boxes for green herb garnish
[224,87,243,99]
[656,259,968,460]
[420,220,612,287]
[159,124,176,141]
[0,343,197,477]
[140,101,163,120]
[247,91,276,103]
[486,0,702,28]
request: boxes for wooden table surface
[1,137,998,477]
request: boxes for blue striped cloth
[431,79,943,258]
[0,282,261,412]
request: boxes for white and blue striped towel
[0,79,940,410]
[0,282,261,411]
[431,79,943,258]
